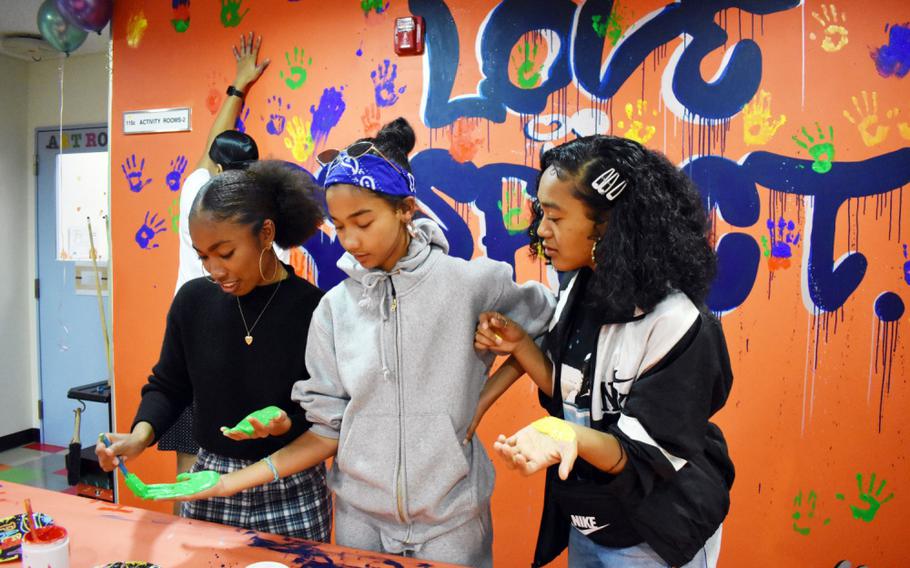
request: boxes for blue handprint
[235,103,251,133]
[371,59,406,108]
[166,155,188,191]
[263,96,292,136]
[121,154,153,193]
[135,211,167,249]
[766,216,801,259]
[309,86,346,145]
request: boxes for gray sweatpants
[335,500,493,568]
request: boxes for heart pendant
[245,335,253,346]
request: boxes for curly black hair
[191,160,324,248]
[529,135,716,319]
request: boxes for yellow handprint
[742,90,787,145]
[810,4,848,53]
[283,116,315,163]
[842,91,898,147]
[617,99,657,144]
[126,10,149,48]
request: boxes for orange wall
[110,1,909,565]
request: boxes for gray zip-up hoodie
[293,218,555,544]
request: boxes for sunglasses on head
[316,141,407,177]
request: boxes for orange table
[0,481,460,567]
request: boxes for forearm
[196,92,245,172]
[513,336,554,397]
[569,423,627,474]
[219,430,338,496]
[479,355,524,406]
[131,421,156,447]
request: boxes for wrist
[513,333,536,361]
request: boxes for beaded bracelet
[261,455,280,482]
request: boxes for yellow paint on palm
[531,416,576,442]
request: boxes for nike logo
[570,514,610,536]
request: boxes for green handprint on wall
[792,489,831,535]
[280,47,312,91]
[512,38,542,90]
[220,0,249,28]
[592,13,624,46]
[792,123,835,174]
[836,472,894,523]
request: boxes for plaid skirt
[182,448,332,541]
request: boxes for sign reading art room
[122,107,191,135]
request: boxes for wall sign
[122,107,191,134]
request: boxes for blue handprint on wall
[310,86,346,146]
[166,155,188,191]
[135,211,167,249]
[263,96,292,136]
[121,154,153,193]
[371,59,406,108]
[235,103,251,133]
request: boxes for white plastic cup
[21,526,70,568]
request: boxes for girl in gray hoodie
[172,118,555,567]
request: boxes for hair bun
[376,117,416,155]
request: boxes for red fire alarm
[394,16,425,56]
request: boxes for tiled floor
[0,444,79,495]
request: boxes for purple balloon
[55,0,112,34]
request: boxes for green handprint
[512,38,542,90]
[791,489,830,535]
[792,122,835,174]
[168,197,179,233]
[220,0,249,28]
[836,473,894,522]
[592,12,623,46]
[280,47,312,91]
[223,405,284,436]
[144,471,221,500]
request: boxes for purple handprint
[166,155,188,191]
[135,211,167,249]
[766,216,801,259]
[235,103,251,133]
[121,154,153,193]
[371,59,406,108]
[263,96,292,136]
[310,86,346,145]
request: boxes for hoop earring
[259,246,279,282]
[406,222,417,238]
[591,240,599,266]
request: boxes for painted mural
[109,1,909,565]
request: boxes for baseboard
[0,428,40,452]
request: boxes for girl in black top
[96,160,331,540]
[473,136,734,567]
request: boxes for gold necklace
[236,280,282,346]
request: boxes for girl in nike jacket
[474,135,734,567]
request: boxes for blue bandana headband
[323,152,417,197]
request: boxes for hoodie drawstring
[359,271,395,381]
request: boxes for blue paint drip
[874,292,905,322]
[871,23,910,78]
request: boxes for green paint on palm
[224,406,283,436]
[144,471,221,500]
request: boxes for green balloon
[37,0,88,55]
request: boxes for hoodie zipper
[389,277,411,526]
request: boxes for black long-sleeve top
[133,267,323,461]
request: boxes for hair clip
[591,167,626,201]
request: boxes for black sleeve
[605,313,734,504]
[132,295,194,444]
